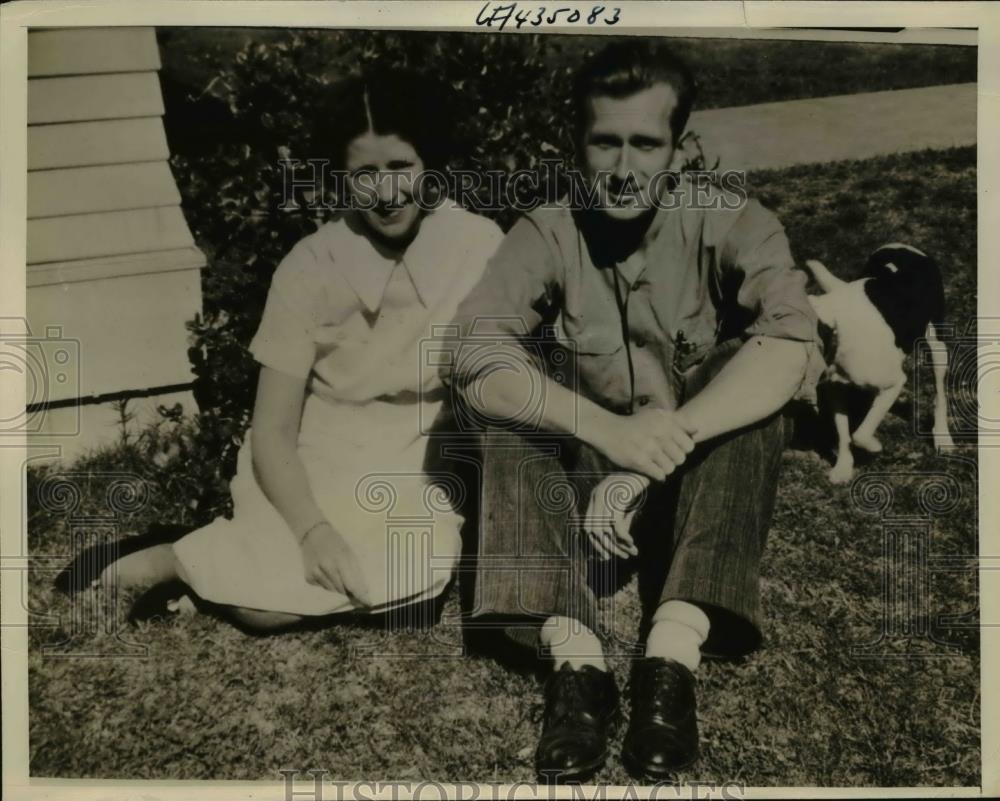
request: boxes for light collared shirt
[250,202,505,405]
[443,177,825,413]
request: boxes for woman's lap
[173,434,463,616]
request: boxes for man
[441,42,824,782]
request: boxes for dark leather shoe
[535,663,620,783]
[622,657,699,778]
[54,524,192,595]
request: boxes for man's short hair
[572,41,697,145]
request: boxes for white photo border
[1,2,996,798]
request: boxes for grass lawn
[26,146,978,786]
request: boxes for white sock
[645,600,710,672]
[540,616,607,671]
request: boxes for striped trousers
[467,339,792,658]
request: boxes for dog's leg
[851,373,906,454]
[828,384,855,484]
[805,259,849,293]
[927,322,956,452]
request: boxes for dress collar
[325,213,398,313]
[325,207,455,313]
[399,205,450,308]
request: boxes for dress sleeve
[249,242,322,380]
[716,199,826,405]
[442,214,561,386]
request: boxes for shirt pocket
[568,324,629,408]
[571,323,624,356]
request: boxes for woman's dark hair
[315,67,454,173]
[572,41,697,146]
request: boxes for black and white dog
[805,243,955,484]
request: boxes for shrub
[162,30,712,520]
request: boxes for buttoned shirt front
[444,177,825,413]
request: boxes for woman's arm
[250,366,370,602]
[250,366,324,539]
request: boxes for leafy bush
[159,31,593,518]
[161,31,731,520]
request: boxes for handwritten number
[477,2,617,27]
[475,3,516,29]
[499,3,517,29]
[476,2,493,25]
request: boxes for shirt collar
[399,203,458,309]
[618,201,682,284]
[320,213,395,313]
[576,205,669,286]
[326,207,457,313]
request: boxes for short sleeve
[474,216,507,262]
[249,242,322,379]
[442,214,561,386]
[716,200,826,405]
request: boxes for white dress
[172,204,504,615]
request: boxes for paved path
[688,83,976,173]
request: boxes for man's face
[581,83,678,221]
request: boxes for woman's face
[345,131,425,246]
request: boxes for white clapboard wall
[26,27,205,461]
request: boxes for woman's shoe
[53,524,192,595]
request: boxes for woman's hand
[582,472,649,560]
[585,407,697,480]
[300,522,372,605]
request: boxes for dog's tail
[803,259,848,293]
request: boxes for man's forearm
[462,354,614,447]
[677,336,808,443]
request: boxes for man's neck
[576,206,663,267]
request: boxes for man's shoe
[621,657,699,779]
[535,663,620,784]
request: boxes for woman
[91,68,503,630]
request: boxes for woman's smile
[346,131,426,246]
